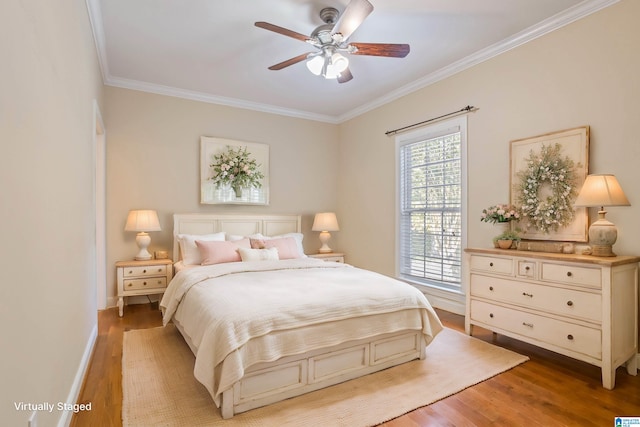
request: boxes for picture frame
[510,126,589,242]
[200,136,270,205]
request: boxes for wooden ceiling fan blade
[330,0,374,41]
[255,21,310,42]
[337,67,353,83]
[350,43,410,58]
[268,53,312,70]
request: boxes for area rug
[122,325,528,426]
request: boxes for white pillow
[249,233,307,258]
[238,247,279,262]
[177,232,225,265]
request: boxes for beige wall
[0,0,104,425]
[338,0,640,277]
[104,87,341,304]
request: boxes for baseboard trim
[57,323,98,427]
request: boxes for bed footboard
[220,330,426,419]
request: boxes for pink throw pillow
[250,237,301,260]
[196,238,250,265]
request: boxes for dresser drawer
[469,255,513,275]
[470,300,602,359]
[541,263,601,289]
[123,264,168,278]
[470,275,601,322]
[123,277,167,291]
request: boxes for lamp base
[318,231,333,253]
[587,210,617,257]
[590,245,615,257]
[134,232,153,260]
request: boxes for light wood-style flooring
[71,303,640,426]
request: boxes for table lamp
[574,174,630,257]
[125,210,161,260]
[312,212,339,253]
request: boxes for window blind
[398,127,462,288]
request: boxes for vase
[497,239,513,249]
[232,184,243,198]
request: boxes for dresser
[464,248,639,389]
[116,259,174,317]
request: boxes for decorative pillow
[195,238,250,265]
[250,236,301,260]
[238,247,279,262]
[249,233,306,258]
[177,232,226,265]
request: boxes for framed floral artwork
[200,136,269,205]
[510,126,589,242]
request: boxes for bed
[160,213,443,419]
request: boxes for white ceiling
[87,0,616,123]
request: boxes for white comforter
[160,258,443,405]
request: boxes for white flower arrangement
[480,204,520,224]
[515,143,578,233]
[209,145,264,194]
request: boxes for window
[396,117,466,291]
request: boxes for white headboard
[173,213,302,261]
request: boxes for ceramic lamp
[574,174,629,257]
[312,212,339,253]
[125,210,161,260]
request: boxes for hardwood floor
[71,304,640,426]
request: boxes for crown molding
[337,0,619,123]
[86,0,618,124]
[105,76,340,123]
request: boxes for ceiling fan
[255,0,410,83]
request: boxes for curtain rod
[385,105,478,136]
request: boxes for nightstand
[309,252,345,263]
[116,259,173,317]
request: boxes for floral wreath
[515,143,579,234]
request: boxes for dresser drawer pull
[489,313,494,318]
[143,281,147,286]
[127,283,132,287]
[489,286,494,291]
[489,262,494,267]
[143,269,147,273]
[522,322,534,328]
[566,271,572,277]
[567,334,574,341]
[525,266,530,271]
[522,292,533,298]
[567,300,574,306]
[157,268,163,272]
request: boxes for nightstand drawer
[123,265,168,278]
[123,277,167,291]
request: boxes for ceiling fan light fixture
[306,55,324,76]
[306,52,349,79]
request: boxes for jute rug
[123,325,528,426]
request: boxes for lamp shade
[312,212,339,232]
[574,174,630,207]
[124,210,161,232]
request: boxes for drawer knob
[525,266,530,271]
[522,322,534,328]
[489,313,494,318]
[489,262,494,267]
[127,283,132,287]
[143,269,147,273]
[567,300,574,307]
[567,334,574,341]
[128,270,133,274]
[522,292,533,298]
[143,281,147,286]
[566,271,572,277]
[158,268,163,272]
[489,286,494,291]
